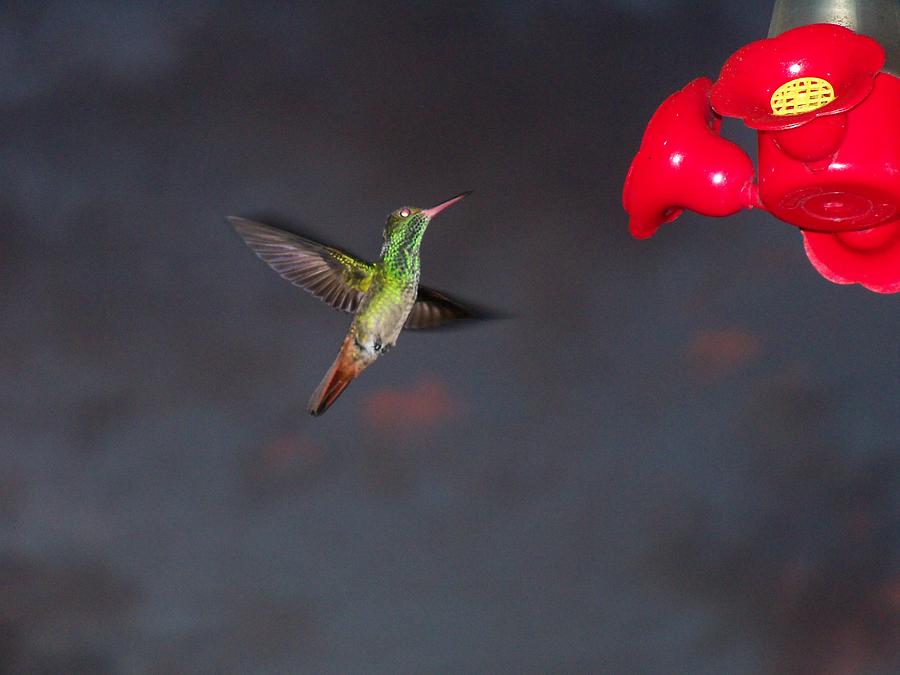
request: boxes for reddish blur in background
[1,2,898,673]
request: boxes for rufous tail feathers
[307,336,368,416]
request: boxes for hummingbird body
[230,191,475,415]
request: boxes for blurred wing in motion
[404,286,482,330]
[229,216,375,313]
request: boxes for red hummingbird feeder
[623,1,900,293]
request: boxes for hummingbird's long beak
[421,191,472,218]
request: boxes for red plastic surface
[710,23,884,131]
[757,73,900,234]
[803,220,900,294]
[623,78,755,239]
[622,23,900,292]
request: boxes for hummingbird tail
[307,336,367,416]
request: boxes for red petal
[711,24,884,130]
[802,222,900,293]
[623,78,755,238]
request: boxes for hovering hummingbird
[229,191,481,416]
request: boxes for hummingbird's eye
[399,208,411,218]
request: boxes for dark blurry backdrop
[1,1,898,673]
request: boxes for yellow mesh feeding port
[770,77,835,116]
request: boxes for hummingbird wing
[404,286,480,330]
[229,217,375,313]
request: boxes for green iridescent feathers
[229,216,477,329]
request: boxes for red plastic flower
[710,24,884,130]
[623,77,755,239]
[803,222,900,293]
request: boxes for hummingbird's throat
[382,242,422,279]
[381,215,428,275]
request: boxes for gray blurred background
[1,1,898,673]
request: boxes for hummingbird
[229,191,480,416]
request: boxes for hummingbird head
[383,191,471,249]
